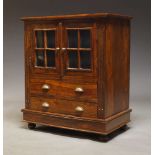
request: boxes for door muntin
[34,29,57,69]
[31,27,60,76]
[30,23,96,78]
[65,28,93,71]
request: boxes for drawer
[29,97,97,118]
[30,79,97,103]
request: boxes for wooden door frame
[30,23,61,78]
[60,21,97,80]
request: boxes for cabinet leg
[28,123,36,129]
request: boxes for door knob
[61,48,66,51]
[56,47,60,50]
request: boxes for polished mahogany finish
[21,13,132,137]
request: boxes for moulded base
[21,108,131,136]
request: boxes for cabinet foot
[120,125,128,131]
[28,123,36,129]
[99,135,110,142]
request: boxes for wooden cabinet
[21,13,132,137]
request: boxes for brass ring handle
[75,106,84,112]
[42,102,49,108]
[42,84,50,90]
[74,87,84,93]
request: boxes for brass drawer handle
[42,84,50,90]
[42,102,49,108]
[74,87,84,93]
[75,106,84,112]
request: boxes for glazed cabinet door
[30,23,61,78]
[61,22,97,81]
[27,21,97,82]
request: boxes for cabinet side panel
[105,19,130,117]
[96,21,106,118]
[24,22,32,109]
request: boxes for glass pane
[46,31,55,48]
[80,51,91,69]
[68,51,78,68]
[35,31,44,48]
[46,50,56,67]
[36,51,44,67]
[80,30,91,48]
[67,30,78,48]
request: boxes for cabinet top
[21,13,132,21]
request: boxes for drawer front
[29,97,97,118]
[30,79,97,103]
